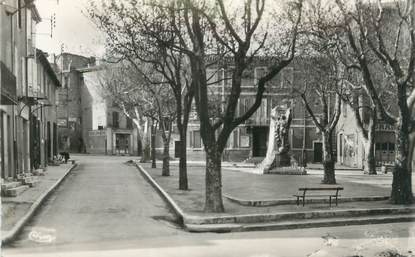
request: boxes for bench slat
[294,194,341,197]
[298,187,343,191]
[295,187,343,207]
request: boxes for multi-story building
[0,0,41,180]
[336,2,414,170]
[54,52,95,153]
[54,53,140,155]
[28,49,61,169]
[157,57,333,163]
[78,65,140,155]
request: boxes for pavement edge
[135,164,415,233]
[1,163,78,245]
[224,195,391,206]
[134,163,186,226]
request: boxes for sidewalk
[136,162,415,232]
[1,162,77,244]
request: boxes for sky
[35,0,105,57]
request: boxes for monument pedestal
[266,153,307,175]
[257,106,306,175]
[275,153,291,167]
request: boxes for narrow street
[5,155,182,250]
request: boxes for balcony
[0,61,17,105]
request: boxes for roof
[36,49,62,88]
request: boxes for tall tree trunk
[130,115,150,163]
[322,132,336,184]
[365,112,377,175]
[175,87,192,191]
[409,132,415,174]
[140,142,150,163]
[162,140,170,176]
[204,147,224,212]
[139,133,150,163]
[391,118,413,204]
[178,126,188,190]
[151,123,156,168]
[364,139,377,175]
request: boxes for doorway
[47,121,51,161]
[313,142,323,163]
[115,133,130,155]
[252,126,268,157]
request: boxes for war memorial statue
[258,106,306,175]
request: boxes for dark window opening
[112,112,119,129]
[126,118,133,129]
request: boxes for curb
[186,214,415,233]
[134,163,186,225]
[181,206,415,225]
[306,167,363,171]
[224,195,390,206]
[1,163,78,245]
[135,164,415,233]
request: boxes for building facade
[55,52,95,153]
[54,55,140,156]
[155,57,333,163]
[78,65,140,155]
[28,49,61,169]
[0,0,41,179]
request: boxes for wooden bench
[294,187,343,207]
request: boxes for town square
[1,0,415,256]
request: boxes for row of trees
[89,0,414,212]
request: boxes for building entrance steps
[4,185,30,197]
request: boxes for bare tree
[98,63,176,175]
[296,59,343,184]
[297,0,344,183]
[91,0,303,212]
[95,64,150,162]
[89,1,193,189]
[336,0,414,204]
[175,0,303,211]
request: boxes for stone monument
[258,105,306,175]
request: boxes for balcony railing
[0,61,17,105]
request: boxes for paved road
[3,155,415,257]
[4,155,181,249]
[4,221,415,257]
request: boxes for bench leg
[329,196,332,207]
[336,196,338,206]
[302,196,305,207]
[296,196,299,206]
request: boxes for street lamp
[31,103,53,114]
[17,96,47,117]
